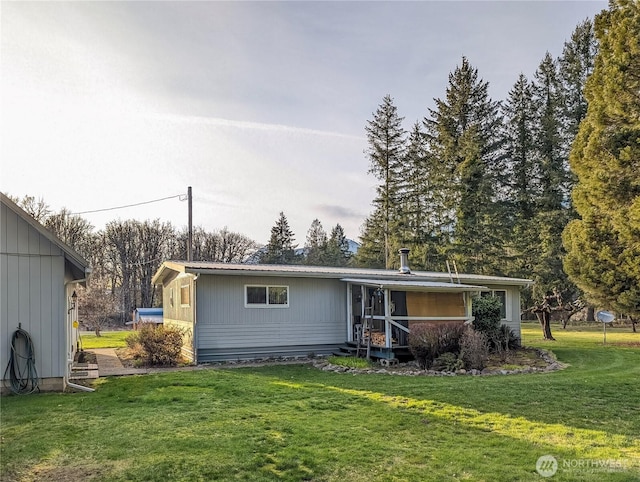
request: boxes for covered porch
[341,278,487,360]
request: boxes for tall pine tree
[424,57,506,274]
[563,0,640,322]
[260,212,298,264]
[361,94,407,268]
[304,218,328,266]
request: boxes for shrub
[459,326,489,370]
[472,296,502,336]
[492,324,521,360]
[125,323,185,367]
[408,322,465,369]
[432,352,464,372]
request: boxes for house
[152,249,532,363]
[1,193,91,393]
[126,307,164,328]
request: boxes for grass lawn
[79,330,132,349]
[2,327,639,481]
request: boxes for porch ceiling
[340,278,487,292]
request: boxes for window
[245,285,289,308]
[180,284,190,307]
[481,290,507,319]
[169,288,174,307]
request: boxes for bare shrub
[125,323,184,366]
[408,322,465,369]
[460,326,489,370]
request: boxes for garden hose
[3,325,40,395]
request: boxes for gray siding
[484,283,522,339]
[196,275,346,357]
[161,273,196,360]
[1,202,67,380]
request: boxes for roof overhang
[341,278,487,292]
[1,192,91,283]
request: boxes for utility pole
[187,186,193,262]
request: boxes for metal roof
[340,278,487,292]
[152,260,532,287]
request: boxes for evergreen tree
[354,209,386,269]
[559,19,598,140]
[402,122,448,271]
[326,224,352,267]
[533,52,569,212]
[502,74,540,284]
[423,57,506,274]
[503,74,539,222]
[563,0,640,320]
[260,212,298,264]
[363,94,407,268]
[304,218,328,266]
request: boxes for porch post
[465,292,474,323]
[384,288,392,348]
[346,283,353,342]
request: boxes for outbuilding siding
[1,202,67,381]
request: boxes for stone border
[313,348,566,376]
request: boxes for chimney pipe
[398,248,411,274]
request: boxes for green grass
[2,328,639,481]
[79,330,131,349]
[327,355,374,369]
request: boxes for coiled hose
[3,326,39,394]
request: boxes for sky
[1,1,607,246]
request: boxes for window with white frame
[481,290,507,319]
[245,285,289,308]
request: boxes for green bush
[408,322,465,369]
[125,323,185,367]
[459,326,489,370]
[432,352,464,372]
[472,296,502,335]
[472,297,520,355]
[492,324,521,360]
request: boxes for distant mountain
[347,239,360,254]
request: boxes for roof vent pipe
[398,248,411,274]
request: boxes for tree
[77,280,117,336]
[304,219,328,266]
[559,19,598,141]
[173,226,257,263]
[423,57,506,274]
[563,0,640,322]
[399,122,447,271]
[104,220,140,318]
[501,74,543,293]
[355,210,386,269]
[44,208,96,262]
[326,223,352,267]
[363,94,407,268]
[11,194,50,222]
[533,52,569,212]
[260,212,298,264]
[136,219,174,309]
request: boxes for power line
[72,194,185,215]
